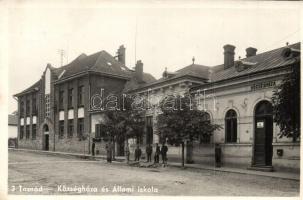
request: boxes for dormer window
[162,67,176,78]
[235,60,257,72]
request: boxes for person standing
[161,143,168,166]
[106,143,112,163]
[146,144,153,162]
[154,143,160,163]
[92,141,95,156]
[125,143,130,163]
[134,145,142,161]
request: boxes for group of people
[92,141,169,165]
[133,143,168,165]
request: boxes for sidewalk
[9,148,299,181]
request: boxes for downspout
[53,84,56,152]
[13,96,19,148]
[88,72,91,154]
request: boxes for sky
[6,1,301,113]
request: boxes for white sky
[6,1,301,113]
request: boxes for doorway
[43,124,49,151]
[253,101,273,166]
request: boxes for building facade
[128,43,300,172]
[14,42,300,172]
[14,45,155,155]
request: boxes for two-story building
[14,42,300,172]
[14,45,155,155]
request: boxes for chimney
[117,45,126,65]
[135,60,143,83]
[223,44,236,69]
[246,47,257,58]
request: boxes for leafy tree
[157,93,221,167]
[101,94,145,159]
[272,62,300,142]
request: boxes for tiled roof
[210,42,300,82]
[176,64,210,80]
[127,64,210,92]
[16,48,157,96]
[123,72,157,92]
[54,50,132,80]
[14,80,41,97]
[8,114,18,126]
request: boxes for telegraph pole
[57,49,66,67]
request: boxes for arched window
[200,112,211,144]
[225,109,237,143]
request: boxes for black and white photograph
[0,0,302,199]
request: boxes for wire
[263,28,300,50]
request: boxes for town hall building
[14,42,300,172]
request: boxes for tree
[101,94,145,159]
[157,93,221,167]
[272,62,300,142]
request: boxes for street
[8,150,299,196]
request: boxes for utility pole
[134,18,138,65]
[57,49,66,67]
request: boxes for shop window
[225,109,237,143]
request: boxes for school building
[14,42,300,172]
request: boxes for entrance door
[253,101,273,166]
[43,124,49,151]
[45,134,49,151]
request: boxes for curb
[8,148,125,162]
[9,148,299,181]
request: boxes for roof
[123,72,157,92]
[127,64,210,92]
[14,80,41,97]
[8,114,18,126]
[15,48,157,96]
[54,50,132,80]
[210,42,300,82]
[176,64,210,79]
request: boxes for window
[225,109,237,143]
[45,94,50,117]
[59,120,64,138]
[200,113,211,144]
[95,124,101,138]
[78,118,84,137]
[68,88,73,108]
[32,124,36,140]
[32,96,37,115]
[20,126,24,139]
[26,99,30,116]
[68,119,73,137]
[26,125,30,139]
[78,86,84,106]
[20,101,24,116]
[59,90,64,110]
[146,116,153,145]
